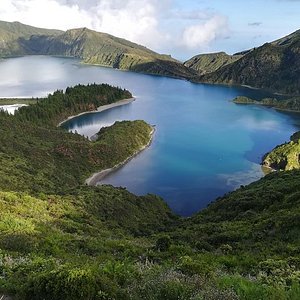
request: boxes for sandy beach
[85,127,155,186]
[57,97,135,126]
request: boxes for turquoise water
[1,56,300,216]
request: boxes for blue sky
[0,0,299,60]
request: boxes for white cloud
[0,0,92,29]
[0,1,230,57]
[90,0,170,49]
[181,15,229,50]
[0,0,170,50]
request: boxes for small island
[233,95,300,113]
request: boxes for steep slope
[0,21,195,79]
[0,20,62,56]
[22,27,195,78]
[196,30,300,95]
[0,86,300,298]
[262,131,300,170]
[184,51,243,74]
[271,29,300,47]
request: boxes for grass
[0,98,38,105]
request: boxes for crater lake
[1,55,300,216]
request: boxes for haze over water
[1,56,300,216]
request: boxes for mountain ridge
[0,20,62,56]
[184,51,243,75]
[0,20,196,79]
[1,20,299,94]
[193,29,300,95]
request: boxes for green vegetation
[233,96,300,171]
[233,95,300,112]
[0,20,61,57]
[0,98,37,105]
[184,52,243,75]
[0,16,299,293]
[15,83,132,126]
[23,27,195,79]
[191,29,300,95]
[0,86,152,195]
[0,21,195,79]
[263,133,300,170]
[1,19,300,94]
[0,83,299,299]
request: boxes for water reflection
[0,56,299,216]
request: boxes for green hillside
[189,30,300,95]
[184,52,243,74]
[0,20,61,56]
[1,20,300,94]
[0,84,300,299]
[2,169,300,300]
[0,21,195,79]
[23,27,195,78]
[0,85,156,194]
[262,132,300,171]
[0,21,300,299]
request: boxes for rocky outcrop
[263,134,300,171]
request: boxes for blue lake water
[1,56,300,216]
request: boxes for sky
[0,0,299,60]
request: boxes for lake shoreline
[233,98,300,114]
[57,97,136,127]
[85,127,155,186]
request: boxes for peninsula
[0,83,299,300]
[0,18,300,300]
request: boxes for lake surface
[1,56,300,216]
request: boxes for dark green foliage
[16,83,132,126]
[155,235,171,251]
[0,20,195,79]
[0,84,156,195]
[195,30,300,95]
[184,51,243,75]
[171,169,300,261]
[233,95,300,112]
[0,83,300,298]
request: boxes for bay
[1,56,299,216]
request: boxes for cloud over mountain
[0,0,230,56]
[181,15,229,50]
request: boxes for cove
[1,56,300,216]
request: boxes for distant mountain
[0,20,62,56]
[0,21,195,79]
[1,20,299,94]
[194,29,300,95]
[183,52,243,75]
